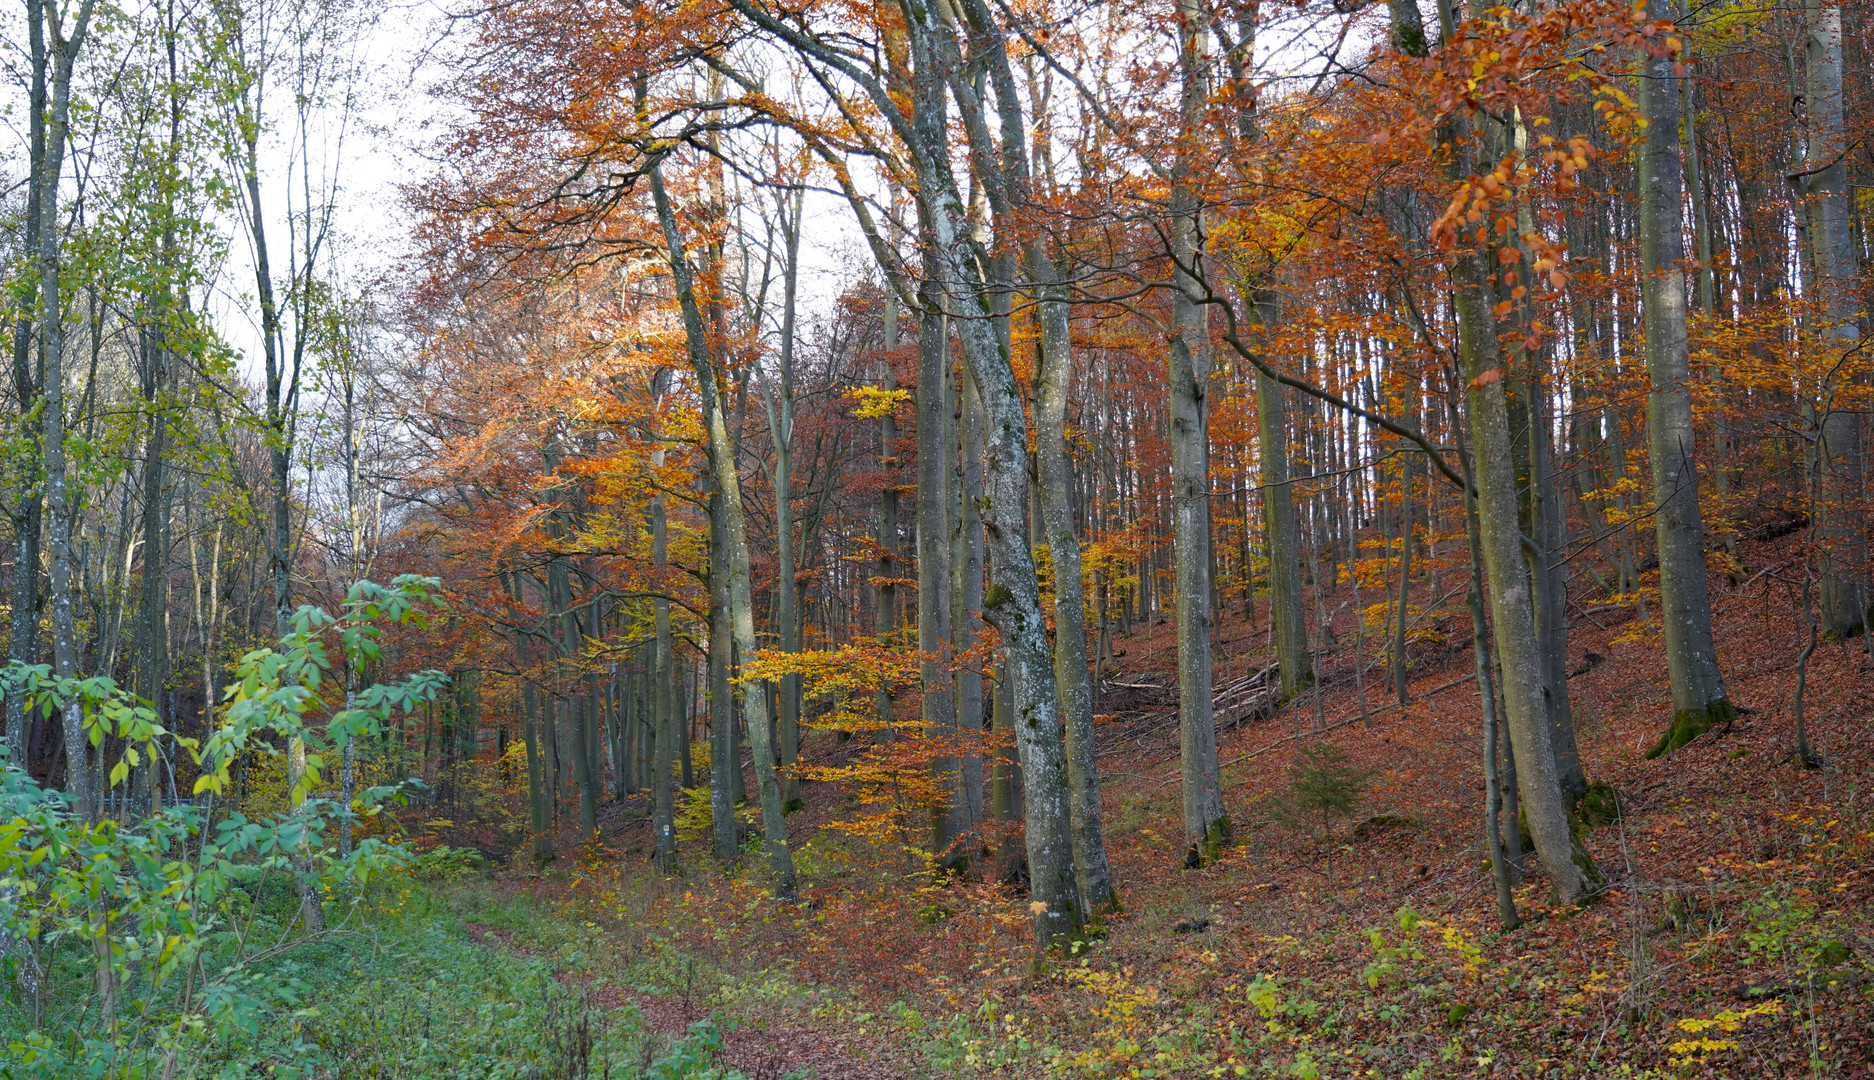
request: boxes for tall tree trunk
[508,571,554,868]
[133,316,170,819]
[1445,386,1523,927]
[875,291,901,734]
[1682,69,1716,316]
[1390,471,1412,704]
[1638,3,1737,755]
[552,550,599,838]
[36,0,96,821]
[1170,0,1228,863]
[770,387,800,812]
[731,0,1077,939]
[1528,378,1585,796]
[6,1,46,762]
[651,164,797,896]
[931,237,1079,944]
[769,186,804,810]
[650,458,677,869]
[898,12,1079,934]
[1032,257,1116,912]
[231,14,320,926]
[952,362,985,826]
[1456,245,1600,903]
[988,658,1021,877]
[915,283,961,860]
[1256,367,1310,700]
[1804,0,1867,638]
[709,483,740,859]
[1434,69,1598,900]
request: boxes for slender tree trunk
[709,483,740,858]
[36,0,96,821]
[651,459,677,869]
[1256,367,1310,700]
[1682,69,1716,316]
[522,678,553,868]
[1169,0,1228,865]
[736,0,1078,937]
[1391,473,1412,704]
[1637,4,1737,755]
[651,164,796,895]
[988,656,1021,869]
[5,4,45,763]
[770,188,804,810]
[1448,392,1522,927]
[606,669,624,798]
[1804,0,1868,637]
[1529,382,1585,796]
[914,284,962,860]
[1457,247,1599,903]
[136,330,169,818]
[1032,254,1116,912]
[875,291,901,734]
[508,572,554,868]
[678,666,694,789]
[1429,77,1598,901]
[621,666,639,796]
[901,35,1079,935]
[953,367,986,826]
[552,552,599,838]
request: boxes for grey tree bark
[1170,0,1228,863]
[762,184,805,811]
[1256,368,1310,701]
[950,0,1114,906]
[1526,382,1585,796]
[909,5,1077,935]
[1445,389,1522,928]
[1636,4,1737,756]
[709,482,740,859]
[1032,258,1116,913]
[134,327,170,818]
[876,290,901,734]
[915,282,962,859]
[550,540,599,838]
[34,0,96,819]
[4,0,47,761]
[1456,242,1600,904]
[1803,0,1867,638]
[650,163,797,896]
[952,363,985,827]
[728,0,1079,939]
[650,462,677,869]
[507,571,555,868]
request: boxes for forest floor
[443,527,1874,1079]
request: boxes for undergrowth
[4,856,760,1079]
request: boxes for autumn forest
[0,0,1870,1074]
